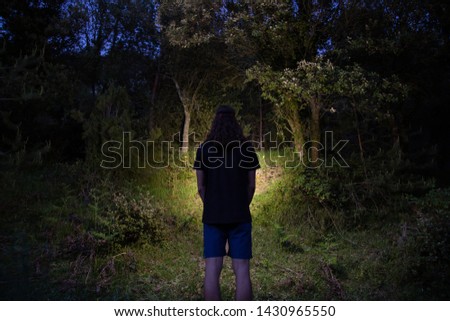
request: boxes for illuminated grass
[1,160,447,300]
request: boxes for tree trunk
[286,101,304,158]
[172,75,206,154]
[173,78,192,154]
[181,109,190,154]
[310,98,321,163]
[352,102,367,178]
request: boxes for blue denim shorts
[203,223,252,259]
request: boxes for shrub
[107,192,166,245]
[393,188,450,299]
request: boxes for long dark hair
[205,105,246,144]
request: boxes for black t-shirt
[193,140,260,224]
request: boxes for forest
[0,0,449,300]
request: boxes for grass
[0,154,448,300]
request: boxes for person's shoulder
[201,140,223,152]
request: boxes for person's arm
[196,170,206,203]
[248,170,256,205]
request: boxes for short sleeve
[239,142,261,170]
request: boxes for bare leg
[232,259,252,300]
[204,257,224,300]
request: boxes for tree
[82,83,132,164]
[326,0,450,182]
[158,0,235,152]
[248,59,408,164]
[248,60,337,162]
[222,0,334,68]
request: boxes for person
[193,105,260,301]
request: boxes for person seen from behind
[194,105,260,301]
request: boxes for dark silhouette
[194,105,260,300]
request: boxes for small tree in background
[82,83,132,165]
[248,59,408,165]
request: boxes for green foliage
[247,59,408,123]
[159,0,222,48]
[293,168,333,202]
[246,58,408,164]
[1,157,449,300]
[1,0,449,301]
[107,192,165,246]
[0,111,51,167]
[223,0,328,65]
[262,146,438,238]
[0,48,53,167]
[391,188,450,299]
[254,163,449,300]
[82,83,132,164]
[60,162,170,248]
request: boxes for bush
[275,147,437,231]
[393,188,450,299]
[107,192,166,245]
